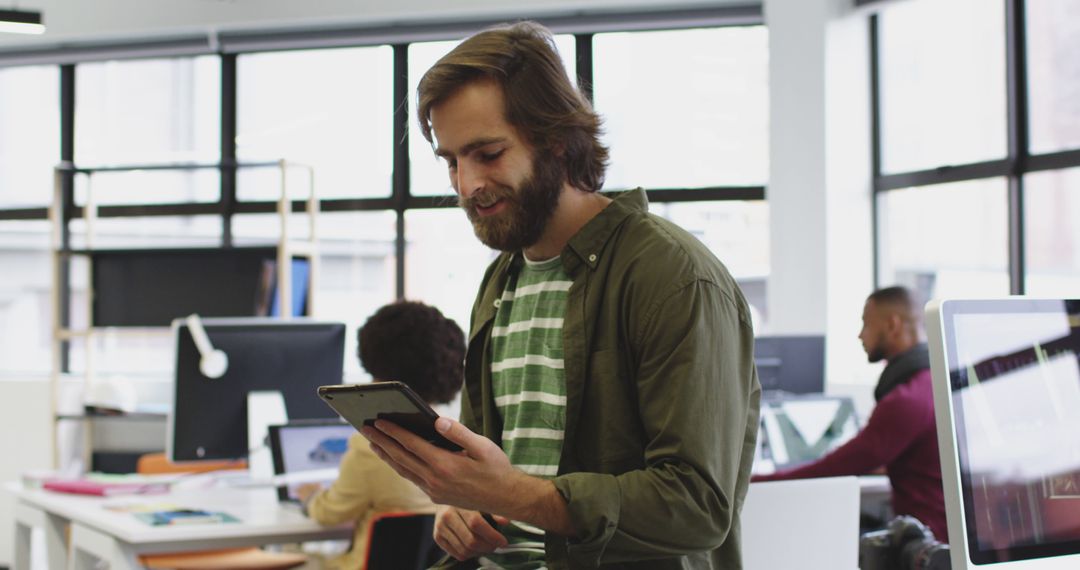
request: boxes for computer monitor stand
[247,390,288,481]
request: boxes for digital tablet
[317,382,461,451]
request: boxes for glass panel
[877,178,1009,302]
[879,0,1006,173]
[65,215,223,375]
[0,65,59,208]
[408,36,576,198]
[76,56,220,166]
[73,169,219,206]
[1027,0,1080,154]
[594,26,769,189]
[1024,168,1080,296]
[650,200,769,330]
[405,208,499,335]
[0,220,52,375]
[237,47,393,200]
[233,211,397,380]
[68,215,221,250]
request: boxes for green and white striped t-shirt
[480,255,569,570]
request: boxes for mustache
[458,187,514,210]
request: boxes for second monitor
[754,335,826,395]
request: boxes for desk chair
[139,548,307,570]
[135,452,307,570]
[362,512,443,570]
[135,452,247,474]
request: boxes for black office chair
[362,512,445,570]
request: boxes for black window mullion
[1005,0,1028,295]
[59,63,75,373]
[575,33,594,104]
[221,53,238,247]
[869,14,882,289]
[392,44,409,300]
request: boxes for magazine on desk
[104,502,241,526]
[42,477,171,497]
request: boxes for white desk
[8,482,352,570]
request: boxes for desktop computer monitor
[168,318,346,463]
[754,335,826,395]
[753,392,860,474]
[927,298,1080,568]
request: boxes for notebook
[268,420,355,502]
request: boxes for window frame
[0,7,770,373]
[869,0,1080,294]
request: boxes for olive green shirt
[457,188,761,569]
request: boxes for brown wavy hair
[417,21,609,193]
[358,301,465,404]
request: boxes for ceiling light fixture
[0,8,45,35]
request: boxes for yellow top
[305,433,435,570]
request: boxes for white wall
[0,377,54,566]
[765,0,880,401]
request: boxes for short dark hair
[868,286,921,326]
[417,21,609,193]
[358,301,465,404]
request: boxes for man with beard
[753,286,947,542]
[360,21,760,570]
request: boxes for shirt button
[493,299,502,308]
[589,254,598,263]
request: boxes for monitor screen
[92,247,306,326]
[930,298,1080,567]
[268,420,355,502]
[169,318,346,462]
[754,335,826,395]
[754,393,859,474]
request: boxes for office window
[68,215,222,250]
[237,47,393,201]
[405,208,498,335]
[408,41,460,199]
[76,57,220,205]
[1027,0,1080,155]
[65,215,223,342]
[878,0,1006,173]
[233,211,396,378]
[0,65,59,208]
[73,169,219,207]
[1024,167,1080,296]
[651,200,769,328]
[877,179,1009,301]
[64,215,223,374]
[408,36,576,198]
[593,26,769,189]
[0,221,52,374]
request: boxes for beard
[865,332,887,363]
[458,151,565,253]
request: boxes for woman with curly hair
[297,301,465,569]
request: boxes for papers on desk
[219,467,339,488]
[42,477,170,497]
[135,509,240,526]
[105,503,240,525]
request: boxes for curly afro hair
[358,301,465,404]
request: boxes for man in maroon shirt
[753,286,948,542]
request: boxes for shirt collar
[560,188,648,276]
